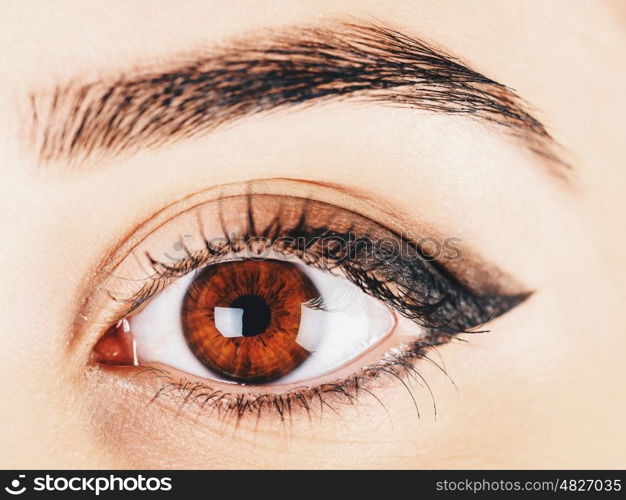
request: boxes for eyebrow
[28,22,567,173]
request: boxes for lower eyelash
[131,336,457,425]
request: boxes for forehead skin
[0,0,625,468]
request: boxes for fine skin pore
[0,0,625,469]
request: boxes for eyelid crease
[26,20,569,175]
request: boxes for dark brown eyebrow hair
[28,22,567,173]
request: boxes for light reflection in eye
[213,306,245,338]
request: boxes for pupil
[229,294,271,337]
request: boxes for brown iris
[182,259,319,384]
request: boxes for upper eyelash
[109,199,527,336]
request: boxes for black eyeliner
[110,194,528,336]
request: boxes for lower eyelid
[92,333,449,424]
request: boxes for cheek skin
[81,363,446,469]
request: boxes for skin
[0,0,625,469]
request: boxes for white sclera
[129,256,395,384]
[280,268,393,382]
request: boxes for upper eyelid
[26,21,569,177]
[70,178,528,351]
[88,178,518,289]
[91,191,530,335]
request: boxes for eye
[95,256,395,384]
[85,184,528,420]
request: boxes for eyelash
[99,194,526,422]
[111,201,521,333]
[134,338,452,423]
